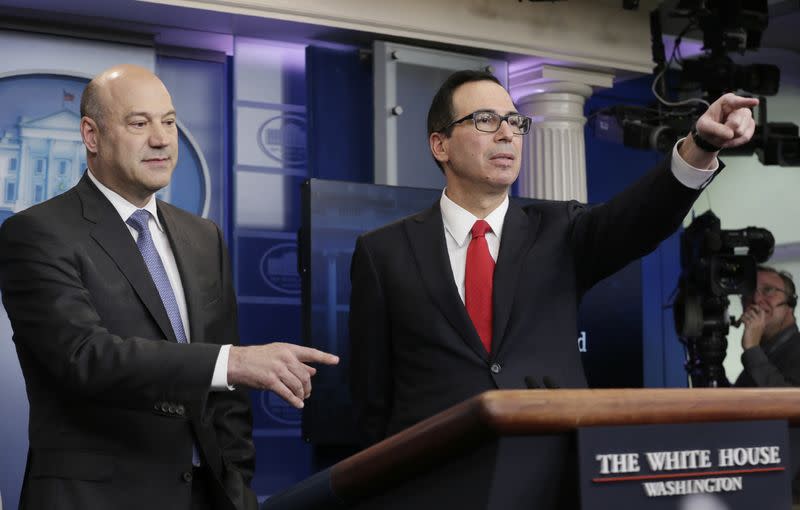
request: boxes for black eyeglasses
[745,286,788,300]
[741,286,789,306]
[440,110,532,135]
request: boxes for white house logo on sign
[259,243,301,295]
[579,420,791,510]
[0,91,88,218]
[256,113,306,168]
[593,446,783,497]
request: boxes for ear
[80,117,99,155]
[429,131,449,165]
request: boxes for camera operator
[734,266,800,387]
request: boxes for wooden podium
[261,389,800,510]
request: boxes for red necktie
[465,220,494,353]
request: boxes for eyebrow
[125,109,177,120]
[474,108,521,115]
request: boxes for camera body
[590,1,800,166]
[673,210,774,386]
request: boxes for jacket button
[176,405,186,416]
[182,471,193,483]
[161,402,169,413]
[490,363,502,374]
[154,402,161,411]
[168,404,177,414]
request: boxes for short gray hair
[80,80,106,128]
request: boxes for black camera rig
[673,210,774,386]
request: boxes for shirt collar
[440,189,508,247]
[86,169,164,232]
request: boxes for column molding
[510,65,615,202]
[143,0,658,74]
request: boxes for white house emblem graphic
[0,109,88,213]
[256,113,306,168]
[259,243,301,295]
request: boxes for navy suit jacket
[0,174,257,510]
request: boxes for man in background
[0,64,337,510]
[735,266,800,387]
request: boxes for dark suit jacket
[0,174,257,510]
[735,324,800,387]
[349,159,703,446]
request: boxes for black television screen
[300,178,642,445]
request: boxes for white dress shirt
[440,142,716,303]
[441,192,507,303]
[87,170,231,391]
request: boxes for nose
[149,123,170,147]
[494,119,514,142]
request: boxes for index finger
[721,95,759,110]
[290,345,340,365]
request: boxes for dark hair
[757,265,797,307]
[427,69,501,137]
[80,80,106,129]
[427,70,502,172]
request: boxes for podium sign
[578,420,791,509]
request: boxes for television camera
[592,1,799,166]
[673,210,774,387]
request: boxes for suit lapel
[492,201,541,357]
[157,202,206,344]
[404,203,489,361]
[78,175,177,343]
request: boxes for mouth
[142,157,172,168]
[489,153,516,167]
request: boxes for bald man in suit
[0,65,337,510]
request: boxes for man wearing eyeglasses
[349,69,758,459]
[734,267,800,387]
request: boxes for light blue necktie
[126,209,187,344]
[127,209,200,465]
